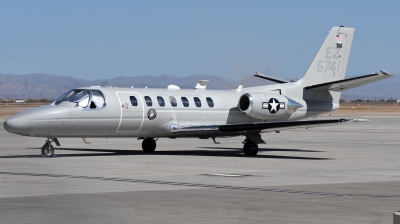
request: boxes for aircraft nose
[4,113,32,136]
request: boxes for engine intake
[238,94,251,111]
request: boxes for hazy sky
[0,0,399,81]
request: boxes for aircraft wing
[170,118,367,134]
[304,70,392,92]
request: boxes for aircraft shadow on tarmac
[199,147,324,153]
[0,147,331,160]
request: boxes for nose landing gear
[41,138,60,157]
[41,141,54,157]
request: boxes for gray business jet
[3,26,393,157]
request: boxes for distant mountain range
[0,73,399,100]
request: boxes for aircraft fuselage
[4,85,335,139]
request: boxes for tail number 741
[317,60,341,73]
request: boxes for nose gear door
[116,92,144,132]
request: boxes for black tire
[41,143,54,157]
[142,138,156,152]
[243,141,258,156]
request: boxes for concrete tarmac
[0,117,399,223]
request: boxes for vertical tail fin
[299,26,355,86]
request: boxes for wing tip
[379,70,393,77]
[343,118,370,122]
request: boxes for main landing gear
[142,138,157,152]
[242,138,258,157]
[41,138,60,157]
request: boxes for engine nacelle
[238,93,302,120]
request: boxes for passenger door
[116,92,144,132]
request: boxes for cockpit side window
[91,90,106,109]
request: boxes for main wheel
[243,141,258,156]
[41,143,54,157]
[142,138,156,152]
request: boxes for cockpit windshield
[54,89,106,109]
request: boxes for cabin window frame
[144,96,152,106]
[130,96,138,106]
[157,96,165,107]
[169,96,177,107]
[194,97,202,107]
[181,97,189,107]
[206,97,214,108]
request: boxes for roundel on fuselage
[267,98,280,114]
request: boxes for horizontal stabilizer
[304,70,393,91]
[254,72,291,84]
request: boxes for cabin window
[169,96,177,107]
[206,97,214,107]
[194,97,201,107]
[181,97,189,107]
[91,90,106,109]
[144,96,152,106]
[157,96,165,107]
[130,96,138,106]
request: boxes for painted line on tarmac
[204,173,247,177]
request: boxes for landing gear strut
[41,138,60,157]
[142,138,157,152]
[243,138,258,157]
[41,139,55,157]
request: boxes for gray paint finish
[2,26,393,156]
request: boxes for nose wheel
[142,138,157,152]
[40,138,60,157]
[41,141,55,157]
[243,140,258,156]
